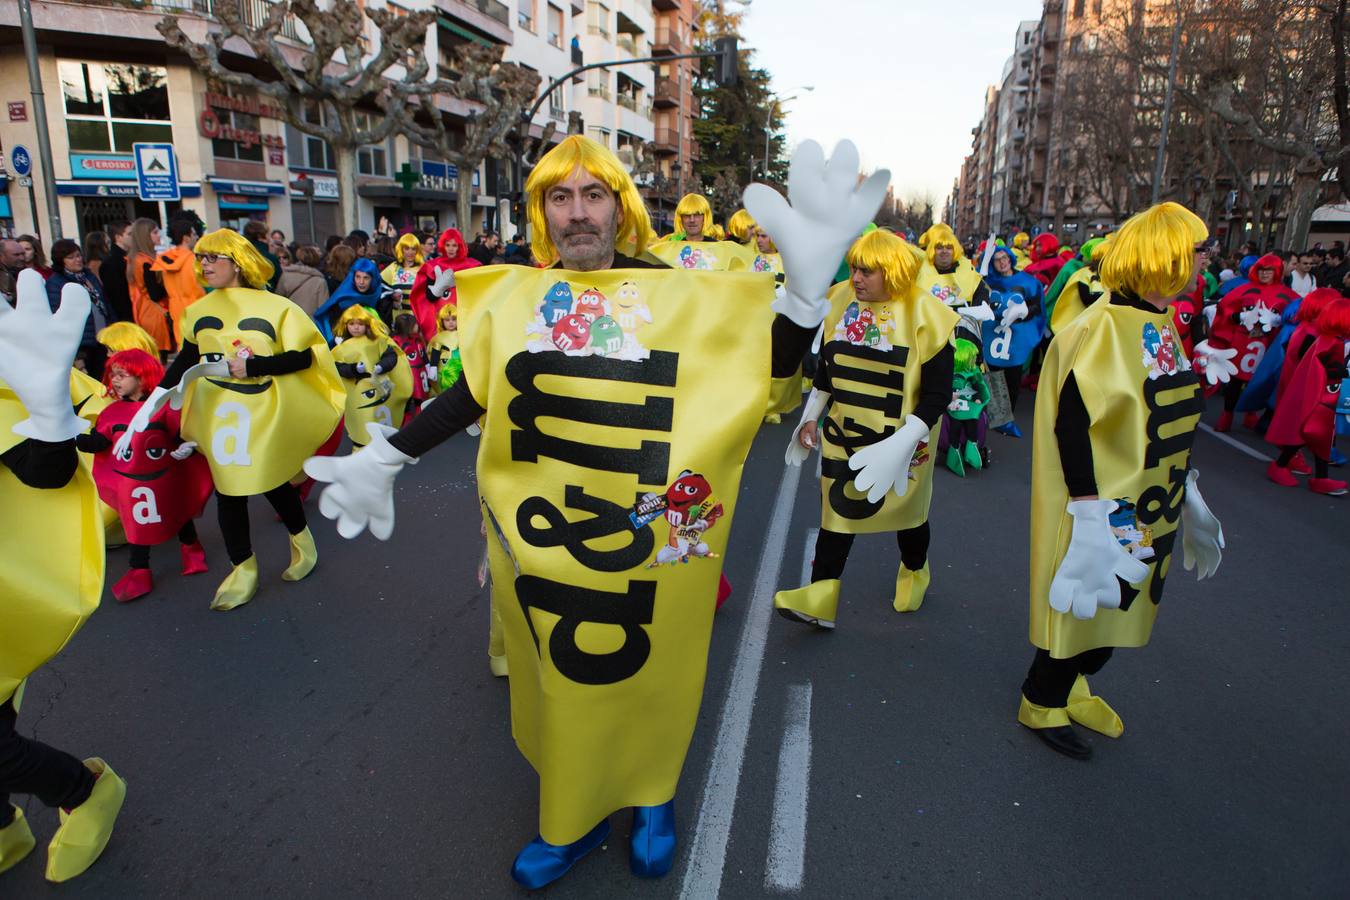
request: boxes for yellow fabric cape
[0,378,105,704]
[818,282,958,534]
[1030,300,1203,657]
[917,259,985,308]
[180,287,344,495]
[646,239,755,272]
[458,264,774,844]
[332,335,413,443]
[1049,266,1107,334]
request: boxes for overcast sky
[741,0,1045,210]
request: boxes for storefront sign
[204,92,284,120]
[289,173,339,200]
[7,101,26,122]
[69,153,138,180]
[199,108,284,152]
[268,148,284,166]
[206,176,286,196]
[55,180,203,198]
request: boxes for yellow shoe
[45,759,126,883]
[489,654,509,677]
[0,806,35,874]
[281,527,318,582]
[211,557,259,611]
[1067,675,1124,738]
[764,413,782,424]
[773,579,841,629]
[1016,695,1070,729]
[892,561,930,613]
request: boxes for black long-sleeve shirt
[335,344,399,380]
[163,339,314,387]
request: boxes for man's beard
[552,211,620,271]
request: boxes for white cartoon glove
[743,140,890,329]
[304,422,416,540]
[0,271,91,442]
[1257,304,1281,332]
[1238,307,1261,332]
[1000,299,1029,329]
[1192,340,1238,386]
[169,441,197,461]
[430,267,456,299]
[786,388,830,465]
[1049,499,1151,620]
[963,301,996,323]
[1180,469,1224,580]
[846,414,929,503]
[113,359,228,458]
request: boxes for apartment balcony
[652,127,679,154]
[652,0,679,10]
[435,0,512,44]
[587,86,613,101]
[653,26,687,56]
[616,33,641,56]
[653,76,680,108]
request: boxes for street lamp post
[763,85,813,179]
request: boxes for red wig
[103,349,164,396]
[1314,297,1350,340]
[1295,287,1342,324]
[1030,233,1060,261]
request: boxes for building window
[519,0,535,31]
[587,1,609,39]
[59,61,172,153]
[588,126,611,148]
[355,112,389,176]
[549,85,566,121]
[588,70,610,100]
[547,3,564,47]
[212,108,265,162]
[287,100,335,171]
[1073,0,1085,16]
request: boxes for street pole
[18,0,63,239]
[1151,0,1183,206]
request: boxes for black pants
[0,699,95,822]
[217,484,306,566]
[128,520,199,569]
[810,522,930,583]
[1278,444,1330,478]
[948,417,977,448]
[1222,378,1245,412]
[1001,366,1022,412]
[1021,647,1114,708]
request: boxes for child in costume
[1264,295,1350,495]
[380,233,425,316]
[313,258,391,344]
[391,313,431,413]
[304,136,881,890]
[940,338,990,477]
[96,321,160,357]
[1018,202,1230,761]
[425,303,462,396]
[775,229,959,626]
[330,306,413,444]
[116,229,344,611]
[0,271,127,882]
[1208,254,1296,431]
[76,349,212,602]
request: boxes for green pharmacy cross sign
[395,162,420,192]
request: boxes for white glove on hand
[1192,340,1238,386]
[1000,299,1029,328]
[113,360,228,458]
[1257,304,1281,332]
[355,361,368,375]
[1238,307,1261,332]
[1049,499,1151,620]
[169,441,197,461]
[743,140,890,328]
[846,414,929,502]
[963,301,996,323]
[0,271,92,442]
[430,266,456,299]
[304,422,416,540]
[785,388,830,466]
[1180,469,1224,580]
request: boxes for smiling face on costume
[353,270,373,292]
[194,313,282,395]
[108,365,144,401]
[111,420,174,480]
[851,264,888,303]
[681,213,705,240]
[993,252,1013,276]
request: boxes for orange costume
[129,252,172,352]
[150,246,205,347]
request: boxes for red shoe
[1287,453,1312,476]
[111,568,153,603]
[1242,411,1261,430]
[716,573,732,610]
[1308,477,1348,496]
[1266,461,1298,487]
[180,541,208,575]
[1216,411,1234,433]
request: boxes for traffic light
[714,36,738,87]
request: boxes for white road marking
[1197,422,1272,462]
[679,463,805,900]
[765,682,814,893]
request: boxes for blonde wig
[394,232,425,267]
[525,135,654,265]
[846,229,924,300]
[335,304,390,341]
[97,321,159,356]
[727,208,756,243]
[193,228,276,290]
[1097,202,1207,299]
[918,223,965,266]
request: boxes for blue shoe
[1331,447,1347,467]
[630,801,677,878]
[994,421,1023,438]
[510,819,610,889]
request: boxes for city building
[647,0,698,232]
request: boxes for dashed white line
[679,463,805,900]
[765,681,814,893]
[1197,422,1273,462]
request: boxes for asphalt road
[6,393,1347,898]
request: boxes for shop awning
[206,176,286,197]
[55,181,203,198]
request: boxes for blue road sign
[10,145,32,177]
[133,143,180,201]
